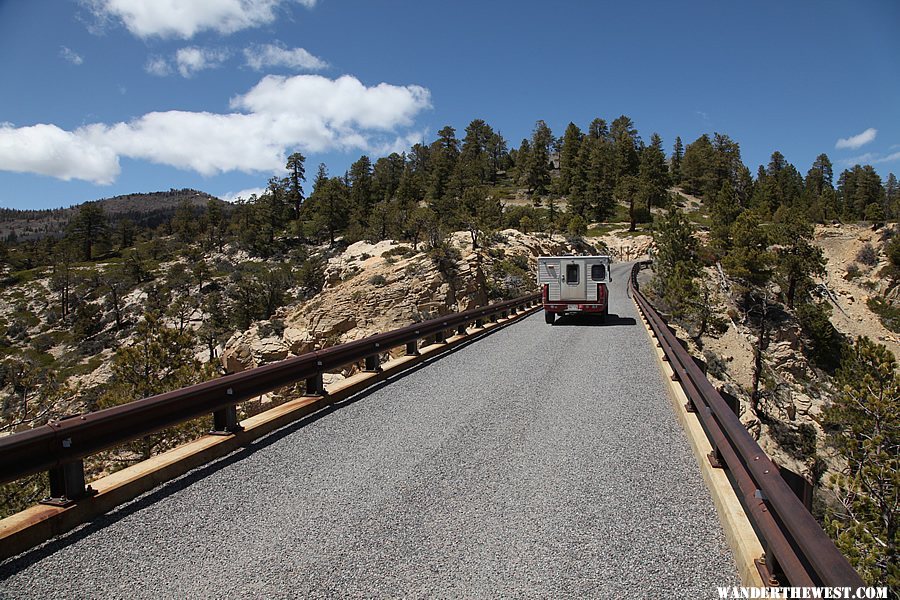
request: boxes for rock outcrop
[221,230,586,372]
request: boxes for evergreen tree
[428,126,459,201]
[824,337,899,591]
[638,133,671,212]
[555,122,583,197]
[611,115,639,179]
[524,120,553,196]
[771,211,826,308]
[723,209,773,291]
[99,313,212,459]
[680,134,716,198]
[709,181,744,255]
[652,209,700,322]
[69,203,109,261]
[885,173,898,218]
[285,152,306,219]
[347,155,375,234]
[838,165,885,220]
[670,136,684,184]
[615,175,641,232]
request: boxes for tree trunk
[750,293,768,414]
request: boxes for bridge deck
[0,263,738,598]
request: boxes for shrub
[381,246,410,258]
[368,274,387,287]
[856,243,878,267]
[867,297,900,333]
[427,244,461,276]
[796,301,845,373]
[767,420,817,461]
[844,264,861,280]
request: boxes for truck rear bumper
[543,302,606,314]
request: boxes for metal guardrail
[0,292,540,505]
[629,262,863,588]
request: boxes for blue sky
[0,0,898,210]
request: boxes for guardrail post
[434,330,446,344]
[474,318,484,329]
[456,323,467,336]
[305,373,326,397]
[364,354,381,373]
[488,313,497,323]
[210,405,242,435]
[405,340,420,356]
[756,550,785,587]
[41,459,94,507]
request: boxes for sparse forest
[1,116,897,588]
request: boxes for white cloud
[836,127,877,150]
[839,150,900,167]
[220,187,267,203]
[175,46,229,78]
[244,42,327,71]
[0,123,120,184]
[59,46,84,65]
[85,0,317,39]
[144,55,172,76]
[0,75,431,185]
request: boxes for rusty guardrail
[628,262,863,588]
[0,292,540,505]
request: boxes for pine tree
[69,203,108,261]
[652,208,699,322]
[824,337,899,591]
[428,126,459,201]
[524,120,553,196]
[285,152,306,219]
[638,133,671,213]
[771,211,825,308]
[556,122,583,197]
[671,136,684,184]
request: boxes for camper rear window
[566,264,579,284]
[591,264,606,281]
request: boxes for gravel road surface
[1,262,738,598]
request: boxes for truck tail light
[542,283,549,302]
[597,283,607,305]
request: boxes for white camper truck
[537,255,611,324]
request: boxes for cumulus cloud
[244,42,327,71]
[175,46,229,77]
[0,123,120,184]
[59,46,84,65]
[0,75,431,184]
[836,127,877,150]
[220,187,267,202]
[85,0,317,39]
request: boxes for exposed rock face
[222,230,585,372]
[590,228,654,261]
[221,321,289,373]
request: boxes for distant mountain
[0,189,228,242]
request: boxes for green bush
[796,301,845,373]
[867,297,900,333]
[368,274,387,287]
[856,243,878,267]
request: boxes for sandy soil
[813,224,899,357]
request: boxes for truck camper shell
[537,255,611,324]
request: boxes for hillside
[0,189,225,242]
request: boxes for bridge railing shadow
[551,313,636,327]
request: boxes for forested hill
[0,189,224,242]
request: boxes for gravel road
[0,262,738,598]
